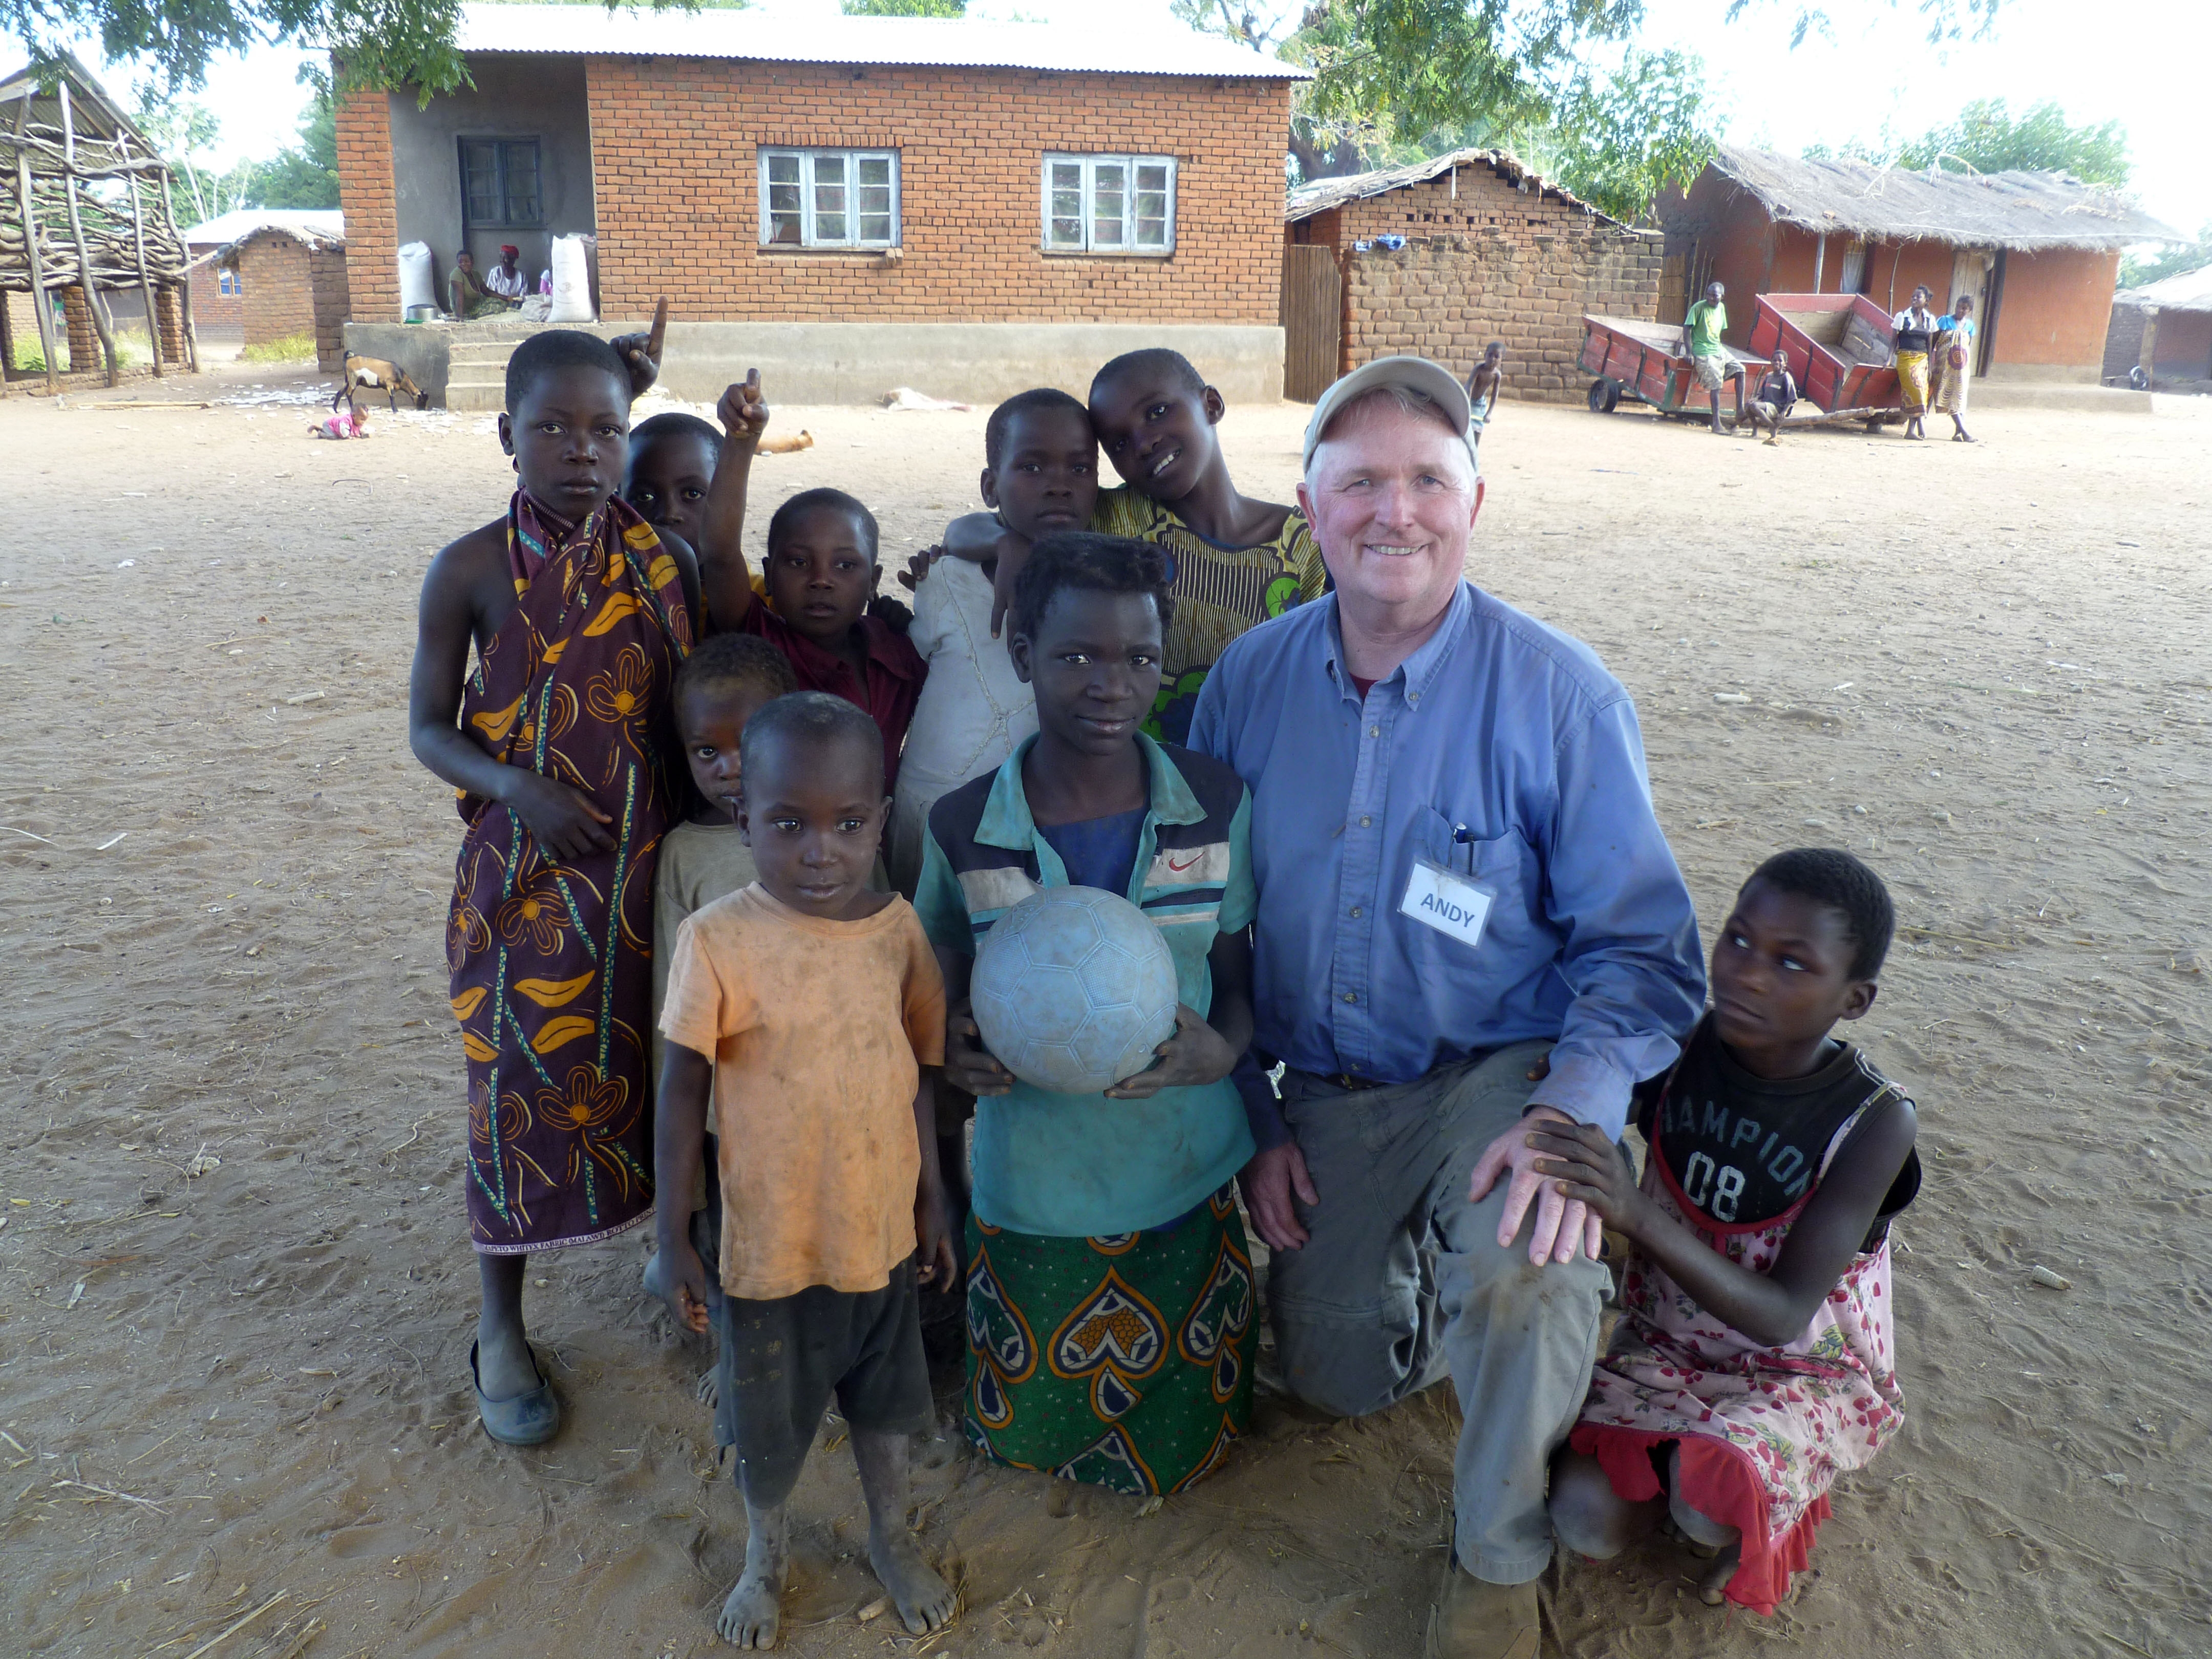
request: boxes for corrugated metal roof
[453,2,1308,78]
[1284,147,1626,227]
[1697,143,2185,251]
[2115,261,2212,313]
[184,209,344,247]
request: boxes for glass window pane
[768,153,801,185]
[1092,162,1125,246]
[764,153,803,243]
[813,154,846,243]
[858,156,891,186]
[463,141,501,223]
[1048,160,1084,246]
[502,143,540,225]
[1135,163,1171,246]
[859,213,892,242]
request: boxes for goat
[337,353,430,414]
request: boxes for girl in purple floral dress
[1532,849,1921,1615]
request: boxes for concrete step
[449,340,520,366]
[446,376,509,413]
[1972,381,2153,413]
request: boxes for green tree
[253,90,342,208]
[2121,226,2210,290]
[1893,97,2129,186]
[842,0,965,13]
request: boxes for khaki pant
[1269,1042,1608,1585]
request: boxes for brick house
[337,3,1305,407]
[212,217,351,370]
[185,210,343,337]
[1280,150,1663,403]
[1660,145,2184,384]
[2102,263,2212,390]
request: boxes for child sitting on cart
[1745,348,1800,446]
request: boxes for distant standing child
[650,692,959,1648]
[1541,849,1921,1616]
[887,388,1098,891]
[1682,281,1739,435]
[407,325,694,1447]
[697,390,926,786]
[1465,339,1505,433]
[939,349,1327,742]
[1931,295,1977,443]
[1745,347,1800,445]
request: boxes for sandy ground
[4,359,2209,1659]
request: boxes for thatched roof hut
[0,52,196,390]
[1660,144,2187,384]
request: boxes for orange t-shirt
[658,884,947,1302]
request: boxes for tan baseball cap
[1302,355,1479,473]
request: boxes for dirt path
[4,365,2207,1658]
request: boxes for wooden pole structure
[7,80,61,392]
[56,80,120,387]
[154,159,200,371]
[2137,304,2159,392]
[121,133,163,376]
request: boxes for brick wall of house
[237,236,318,346]
[187,252,242,329]
[581,57,1291,323]
[336,82,401,324]
[1315,165,1663,399]
[308,247,353,370]
[61,286,95,365]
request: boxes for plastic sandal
[471,1339,561,1445]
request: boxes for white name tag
[1400,858,1494,950]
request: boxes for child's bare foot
[869,1525,956,1635]
[1696,1542,1741,1606]
[719,1506,790,1648]
[696,1366,719,1408]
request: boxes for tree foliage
[1891,98,2130,186]
[134,85,338,223]
[2121,226,2210,291]
[842,0,965,13]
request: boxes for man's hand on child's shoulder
[717,368,769,449]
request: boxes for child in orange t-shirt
[650,690,958,1650]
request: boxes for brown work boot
[1424,1556,1540,1659]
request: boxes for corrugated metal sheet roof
[1283,147,1626,227]
[2115,261,2212,313]
[453,2,1308,78]
[184,209,344,247]
[1699,143,2184,251]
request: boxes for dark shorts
[712,1253,934,1508]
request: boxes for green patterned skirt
[963,1187,1255,1495]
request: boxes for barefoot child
[1539,849,1921,1615]
[886,388,1097,891]
[939,349,1326,742]
[648,634,799,1403]
[651,692,959,1647]
[913,532,1261,1495]
[407,326,696,1446]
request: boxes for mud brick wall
[236,237,319,347]
[1315,163,1663,401]
[582,57,1290,323]
[187,256,242,328]
[61,286,95,365]
[336,81,401,324]
[308,247,353,371]
[155,286,188,364]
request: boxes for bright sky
[30,0,2209,237]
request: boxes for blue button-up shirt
[1188,580,1705,1142]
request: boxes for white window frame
[757,148,900,249]
[1040,153,1177,256]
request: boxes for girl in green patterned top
[933,351,1327,742]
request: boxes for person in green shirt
[1681,281,1738,435]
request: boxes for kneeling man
[1190,358,1705,1658]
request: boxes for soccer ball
[970,886,1180,1095]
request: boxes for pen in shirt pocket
[1453,822,1475,876]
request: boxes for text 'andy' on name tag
[1400,858,1494,950]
